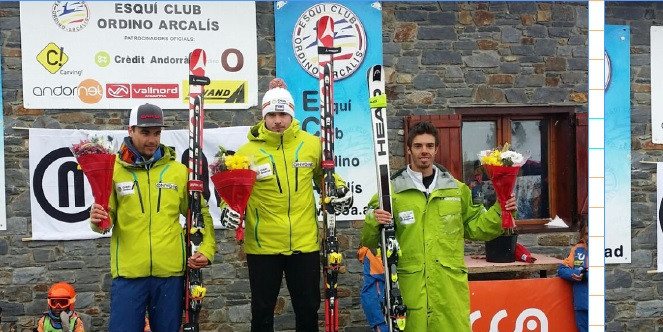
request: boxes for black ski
[184,48,210,332]
[367,64,407,332]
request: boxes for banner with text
[20,1,257,109]
[29,127,249,240]
[274,1,383,220]
[605,25,631,263]
[469,278,577,332]
[657,163,663,271]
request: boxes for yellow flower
[225,155,251,170]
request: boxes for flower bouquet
[209,147,257,242]
[71,135,117,233]
[478,143,528,235]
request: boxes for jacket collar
[392,164,458,194]
[118,138,174,168]
[247,118,301,147]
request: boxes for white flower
[501,150,525,166]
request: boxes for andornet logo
[292,3,367,81]
[77,79,103,104]
[106,84,130,98]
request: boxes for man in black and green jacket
[90,103,215,332]
[220,80,352,331]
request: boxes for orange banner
[470,277,578,332]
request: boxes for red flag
[76,153,115,231]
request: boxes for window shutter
[405,115,463,179]
[575,113,588,220]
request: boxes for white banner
[20,1,257,109]
[29,127,249,240]
[653,27,663,143]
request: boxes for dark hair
[407,121,439,148]
[577,216,587,239]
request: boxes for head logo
[106,83,130,98]
[78,79,103,104]
[52,1,90,32]
[292,3,366,81]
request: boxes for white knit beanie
[261,87,295,118]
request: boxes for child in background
[37,282,84,332]
[557,220,588,332]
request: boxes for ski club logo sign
[51,1,90,32]
[292,3,366,80]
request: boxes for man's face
[264,112,292,134]
[407,133,437,173]
[128,126,162,159]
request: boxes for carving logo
[52,1,90,32]
[292,3,366,81]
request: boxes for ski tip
[368,64,384,83]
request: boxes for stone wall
[0,2,586,331]
[605,2,663,332]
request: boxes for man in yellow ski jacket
[361,121,516,332]
[90,103,215,332]
[220,80,352,331]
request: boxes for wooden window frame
[405,106,587,231]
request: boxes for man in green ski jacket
[361,121,517,332]
[220,79,353,331]
[90,103,216,332]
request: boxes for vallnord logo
[106,83,130,98]
[292,3,367,81]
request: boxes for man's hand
[220,207,241,230]
[504,193,517,211]
[89,203,108,226]
[372,209,393,225]
[329,186,353,214]
[571,273,584,282]
[187,252,210,269]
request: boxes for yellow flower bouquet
[477,143,528,234]
[209,147,256,242]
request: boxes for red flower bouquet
[478,143,528,234]
[209,148,257,242]
[71,136,116,233]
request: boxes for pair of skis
[318,15,406,331]
[317,15,343,332]
[184,48,210,332]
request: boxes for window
[404,106,587,228]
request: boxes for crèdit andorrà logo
[292,3,366,81]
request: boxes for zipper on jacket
[130,171,145,213]
[156,165,170,212]
[293,142,304,192]
[260,148,282,193]
[279,137,293,251]
[254,208,262,248]
[115,236,120,276]
[146,165,153,275]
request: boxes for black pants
[247,251,321,332]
